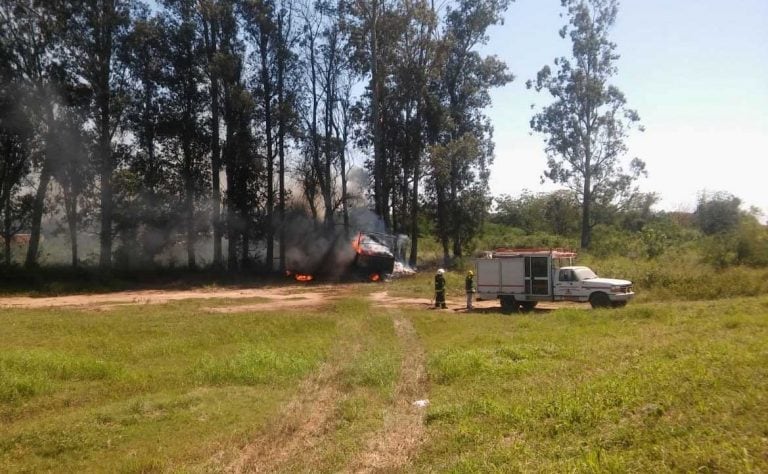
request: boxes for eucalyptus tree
[0,84,33,266]
[346,0,398,227]
[218,0,255,269]
[161,0,211,268]
[121,9,172,264]
[198,0,225,267]
[0,0,77,267]
[241,0,278,269]
[528,0,645,249]
[67,0,132,268]
[48,107,93,268]
[274,0,300,271]
[389,0,438,265]
[429,0,512,263]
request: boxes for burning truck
[351,231,397,281]
[283,226,406,282]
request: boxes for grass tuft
[192,346,320,386]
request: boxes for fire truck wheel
[589,292,611,309]
[500,296,519,314]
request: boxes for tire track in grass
[226,354,352,474]
[225,296,364,473]
[347,309,429,473]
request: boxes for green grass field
[1,282,767,472]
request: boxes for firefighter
[465,269,475,310]
[434,268,447,308]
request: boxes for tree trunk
[369,2,386,222]
[3,192,11,266]
[409,139,420,267]
[260,29,274,272]
[202,11,223,268]
[183,140,196,269]
[277,14,286,273]
[224,95,238,270]
[63,191,79,267]
[581,174,592,249]
[436,184,449,267]
[25,161,52,268]
[97,0,115,270]
[581,141,592,249]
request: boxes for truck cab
[475,248,634,311]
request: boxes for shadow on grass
[450,306,560,316]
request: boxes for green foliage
[695,191,742,235]
[529,0,645,248]
[492,190,580,236]
[701,216,768,268]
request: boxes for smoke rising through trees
[0,0,512,271]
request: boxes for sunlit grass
[2,283,767,471]
[0,302,338,471]
[411,296,768,472]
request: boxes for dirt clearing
[0,285,353,312]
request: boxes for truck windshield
[574,268,597,280]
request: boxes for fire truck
[474,248,634,312]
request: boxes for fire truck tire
[500,296,519,314]
[589,292,611,309]
[519,301,538,312]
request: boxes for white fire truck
[474,248,634,312]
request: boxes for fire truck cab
[474,248,634,312]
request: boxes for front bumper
[608,291,635,302]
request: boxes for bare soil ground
[0,285,351,312]
[0,284,583,313]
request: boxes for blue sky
[482,0,768,217]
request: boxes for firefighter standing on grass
[465,270,475,310]
[434,269,447,308]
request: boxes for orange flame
[352,234,363,255]
[369,273,380,282]
[295,273,314,282]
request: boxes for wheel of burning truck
[500,296,519,314]
[519,301,538,312]
[589,292,611,309]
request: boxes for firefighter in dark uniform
[434,268,447,308]
[465,269,475,310]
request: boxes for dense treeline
[0,0,511,271]
[483,190,768,269]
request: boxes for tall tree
[528,0,645,249]
[218,0,255,269]
[199,0,224,267]
[49,108,92,267]
[0,83,33,266]
[347,0,395,227]
[242,0,277,270]
[274,0,298,271]
[162,0,210,268]
[69,0,131,268]
[0,1,72,267]
[430,0,512,263]
[122,10,171,265]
